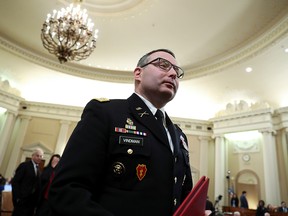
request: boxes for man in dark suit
[240,191,249,209]
[49,49,193,216]
[12,148,44,216]
[278,201,287,213]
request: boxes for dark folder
[173,176,209,216]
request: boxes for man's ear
[134,67,142,81]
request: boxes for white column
[261,129,281,205]
[54,120,71,155]
[5,115,31,178]
[214,135,226,204]
[281,128,288,193]
[198,136,210,177]
[0,111,16,166]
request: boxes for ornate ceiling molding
[184,13,288,79]
[1,12,288,83]
[0,89,23,114]
[58,0,152,16]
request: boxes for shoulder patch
[94,97,110,102]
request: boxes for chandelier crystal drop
[41,3,98,63]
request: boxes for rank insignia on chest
[136,164,147,181]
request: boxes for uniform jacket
[49,93,192,216]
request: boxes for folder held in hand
[173,176,209,216]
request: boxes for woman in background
[35,154,61,216]
[256,200,268,216]
[231,193,239,207]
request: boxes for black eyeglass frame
[139,57,184,79]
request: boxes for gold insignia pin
[139,111,149,117]
[125,118,136,130]
[94,97,110,102]
[126,118,133,125]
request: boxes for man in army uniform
[49,49,193,216]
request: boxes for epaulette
[94,97,110,102]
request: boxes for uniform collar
[134,92,165,117]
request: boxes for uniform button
[174,157,177,163]
[174,177,177,184]
[174,198,177,206]
[182,175,186,185]
[127,149,133,154]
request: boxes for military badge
[138,111,149,117]
[136,164,147,181]
[125,118,136,130]
[126,118,133,125]
[112,162,125,176]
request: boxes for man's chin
[161,90,176,101]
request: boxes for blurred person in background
[35,154,61,216]
[11,148,43,216]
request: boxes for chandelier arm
[67,30,80,49]
[74,29,95,51]
[41,31,58,53]
[48,34,60,48]
[56,21,65,48]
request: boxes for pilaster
[213,134,226,203]
[5,115,31,177]
[54,120,71,155]
[198,136,211,177]
[260,129,281,205]
[0,111,16,166]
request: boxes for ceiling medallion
[58,0,146,14]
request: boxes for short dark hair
[137,49,176,67]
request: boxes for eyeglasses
[140,57,184,79]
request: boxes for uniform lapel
[166,114,180,155]
[127,94,169,147]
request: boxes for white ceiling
[1,0,288,120]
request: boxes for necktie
[155,109,174,152]
[155,109,168,136]
[35,164,39,176]
[155,109,165,128]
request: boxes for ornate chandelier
[41,3,98,63]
